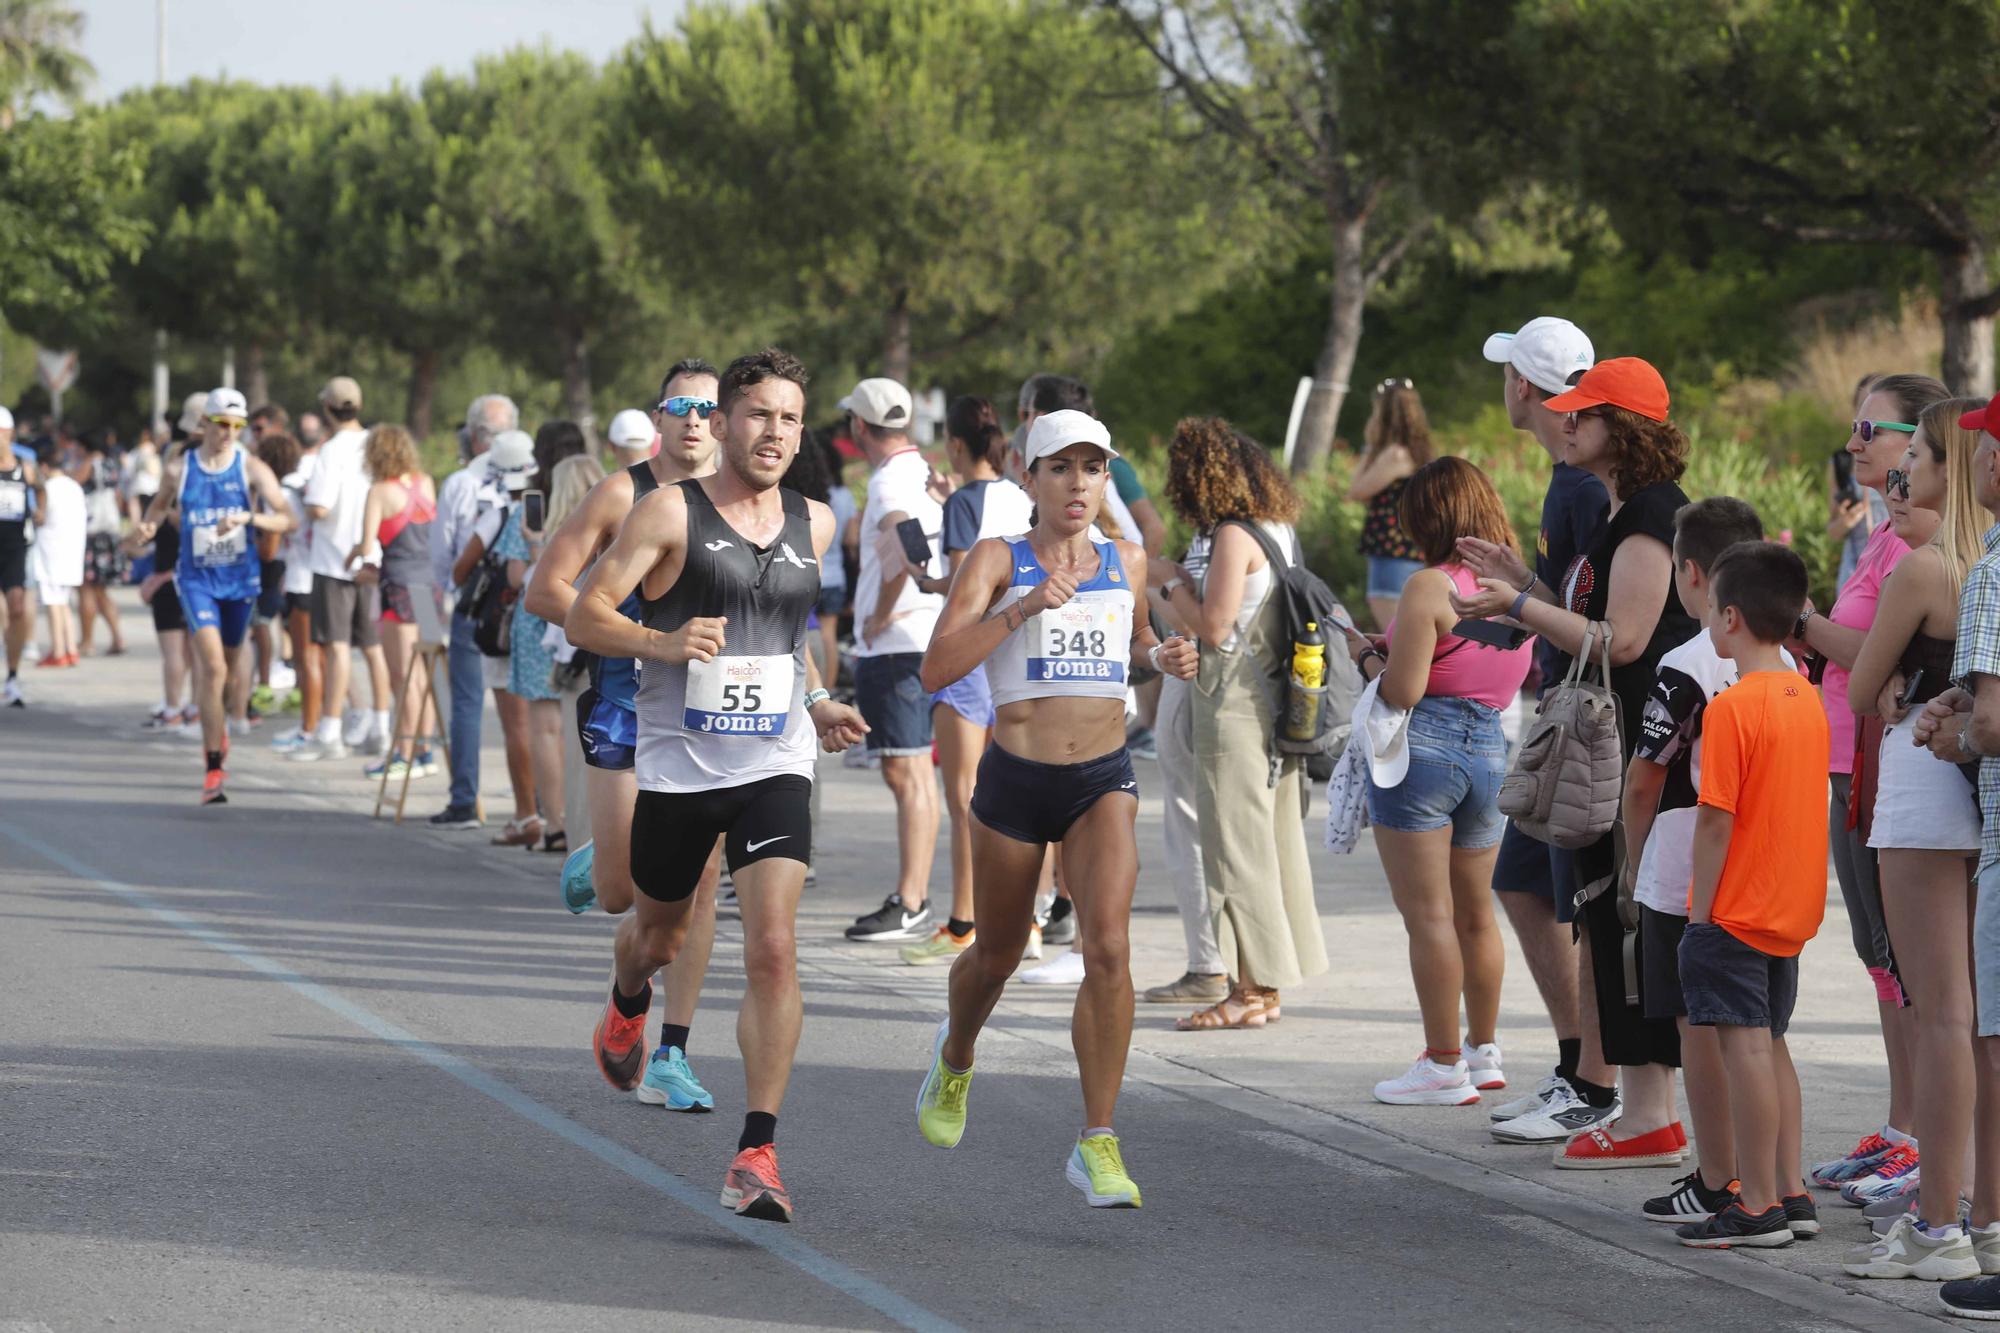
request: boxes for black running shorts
[630,774,813,903]
[968,743,1137,846]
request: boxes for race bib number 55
[684,653,794,735]
[1029,599,1126,684]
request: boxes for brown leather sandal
[1174,984,1269,1031]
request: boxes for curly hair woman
[1455,357,1695,1162]
[1155,417,1328,1031]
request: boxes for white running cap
[1481,317,1595,396]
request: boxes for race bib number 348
[684,653,794,735]
[1029,599,1126,684]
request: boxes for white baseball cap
[1481,317,1595,396]
[607,409,655,450]
[488,429,538,491]
[178,391,209,435]
[1023,409,1119,466]
[207,386,249,421]
[0,406,13,431]
[839,377,915,430]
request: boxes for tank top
[379,479,437,588]
[1381,564,1536,711]
[633,480,819,793]
[175,445,260,599]
[0,458,28,552]
[1358,475,1420,560]
[592,461,661,713]
[1896,629,1958,706]
[987,536,1133,710]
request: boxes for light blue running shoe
[636,1045,714,1112]
[561,840,597,914]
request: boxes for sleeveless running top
[593,461,661,713]
[633,479,820,793]
[0,457,29,553]
[987,536,1133,710]
[176,445,260,599]
[379,479,437,588]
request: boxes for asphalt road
[0,611,1961,1330]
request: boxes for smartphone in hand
[523,490,546,534]
[895,517,932,569]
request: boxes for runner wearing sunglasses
[523,358,729,1114]
[127,387,297,804]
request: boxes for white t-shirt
[854,449,944,658]
[303,426,368,581]
[1631,628,1794,914]
[278,472,315,596]
[31,473,87,588]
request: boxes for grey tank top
[633,480,820,792]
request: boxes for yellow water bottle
[1285,621,1326,742]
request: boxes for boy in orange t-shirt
[1675,541,1829,1251]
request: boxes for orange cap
[1543,357,1670,423]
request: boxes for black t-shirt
[1535,463,1609,687]
[1556,480,1697,758]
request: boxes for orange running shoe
[201,769,228,805]
[720,1143,792,1223]
[592,978,648,1090]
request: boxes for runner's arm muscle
[525,472,629,625]
[243,456,296,534]
[919,537,1020,692]
[568,487,701,664]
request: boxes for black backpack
[1223,521,1362,780]
[454,504,515,658]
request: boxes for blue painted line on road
[0,820,961,1333]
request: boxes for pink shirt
[1823,520,1914,775]
[1384,564,1536,711]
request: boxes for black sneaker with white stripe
[845,893,932,942]
[1643,1172,1737,1224]
[1676,1202,1794,1249]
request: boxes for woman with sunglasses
[1452,357,1692,1164]
[1791,373,1944,1190]
[1841,397,1993,1277]
[1350,378,1434,630]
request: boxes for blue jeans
[1366,694,1507,849]
[447,611,483,811]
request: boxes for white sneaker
[1466,1042,1505,1091]
[1844,1214,1980,1280]
[1491,1081,1620,1144]
[290,737,351,763]
[227,718,251,738]
[1489,1071,1563,1123]
[1373,1054,1479,1106]
[1020,949,1085,986]
[2,677,21,707]
[1021,924,1043,962]
[342,708,369,747]
[269,727,307,751]
[1972,1221,2000,1274]
[358,726,390,758]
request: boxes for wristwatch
[1158,576,1184,599]
[803,688,831,711]
[1793,608,1815,642]
[1960,724,1980,760]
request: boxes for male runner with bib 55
[566,348,866,1224]
[913,408,1197,1209]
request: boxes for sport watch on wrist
[803,688,831,710]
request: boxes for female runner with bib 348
[912,409,1197,1209]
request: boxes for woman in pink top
[1345,458,1535,1106]
[1791,371,1944,1175]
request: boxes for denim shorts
[931,663,995,728]
[1679,921,1799,1036]
[1365,554,1425,601]
[856,652,934,756]
[816,581,848,619]
[1366,694,1506,849]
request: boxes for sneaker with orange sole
[592,978,649,1090]
[1554,1123,1687,1170]
[200,769,228,806]
[720,1143,792,1223]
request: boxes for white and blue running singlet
[175,445,261,600]
[986,536,1133,709]
[633,480,821,793]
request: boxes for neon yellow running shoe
[1066,1133,1142,1208]
[901,925,974,965]
[915,1019,972,1148]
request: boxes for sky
[77,0,691,100]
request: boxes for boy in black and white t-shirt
[1623,498,1801,1229]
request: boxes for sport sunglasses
[1854,419,1917,443]
[1886,467,1912,500]
[658,395,718,419]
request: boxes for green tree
[1100,0,1518,471]
[0,109,146,340]
[1520,0,2000,394]
[615,0,1253,389]
[0,0,92,128]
